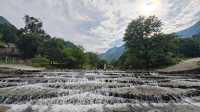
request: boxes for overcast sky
[0,0,200,53]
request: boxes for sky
[0,0,200,53]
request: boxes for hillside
[0,16,11,25]
[177,21,200,37]
[99,46,125,61]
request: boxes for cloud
[0,0,200,53]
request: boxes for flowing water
[0,70,200,112]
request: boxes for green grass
[31,56,50,67]
[0,41,5,48]
[0,58,17,64]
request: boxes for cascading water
[0,71,200,112]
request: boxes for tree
[19,15,50,40]
[16,15,51,59]
[64,41,78,49]
[63,48,86,68]
[42,38,65,61]
[123,16,178,69]
[147,33,178,68]
[85,52,99,68]
[177,35,200,58]
[16,33,41,59]
[0,24,18,44]
[22,15,43,34]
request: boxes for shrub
[31,56,50,67]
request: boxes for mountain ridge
[0,16,11,25]
[177,21,200,37]
[99,46,125,61]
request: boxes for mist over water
[0,70,200,112]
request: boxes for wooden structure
[0,43,20,57]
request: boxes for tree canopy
[14,15,105,69]
[122,16,178,69]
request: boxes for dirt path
[158,58,200,73]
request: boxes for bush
[31,56,50,67]
[0,41,5,48]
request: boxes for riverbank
[0,64,45,74]
[158,58,200,74]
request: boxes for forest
[0,15,107,69]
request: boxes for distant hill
[64,41,78,49]
[0,16,18,44]
[99,46,125,61]
[177,21,200,37]
[0,16,17,31]
[0,16,11,25]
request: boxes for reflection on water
[0,71,200,112]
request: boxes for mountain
[177,21,200,37]
[99,46,125,61]
[0,16,11,25]
[0,16,17,30]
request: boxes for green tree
[42,38,65,61]
[123,16,178,69]
[97,59,107,69]
[16,33,41,59]
[0,24,18,44]
[177,35,200,58]
[85,52,99,68]
[22,15,43,34]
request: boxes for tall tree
[85,52,99,68]
[177,35,200,57]
[16,33,41,58]
[0,24,18,44]
[42,38,65,60]
[123,16,177,69]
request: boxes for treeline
[0,15,106,69]
[111,16,200,70]
[1,15,200,70]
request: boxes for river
[0,70,200,112]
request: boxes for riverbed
[0,70,200,112]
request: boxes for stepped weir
[0,70,200,112]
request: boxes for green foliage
[0,41,5,48]
[2,14,200,70]
[96,59,107,69]
[85,52,99,68]
[177,35,200,58]
[0,24,18,43]
[22,15,45,34]
[122,16,178,69]
[84,52,108,69]
[0,15,105,69]
[16,33,42,59]
[0,16,11,25]
[31,56,50,67]
[42,38,65,59]
[124,16,162,49]
[63,48,86,68]
[64,41,78,49]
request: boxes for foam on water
[0,71,200,111]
